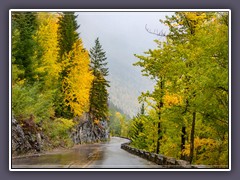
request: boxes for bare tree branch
[145,24,167,37]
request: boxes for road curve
[12,137,162,169]
[85,137,161,168]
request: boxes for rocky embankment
[12,116,43,155]
[71,113,109,144]
[12,114,109,156]
[12,117,32,153]
[11,114,55,156]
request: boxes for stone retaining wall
[121,142,211,168]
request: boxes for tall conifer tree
[12,12,39,83]
[56,12,80,118]
[57,12,79,60]
[89,38,110,122]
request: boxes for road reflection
[12,143,104,168]
[12,137,161,169]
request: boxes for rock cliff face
[12,115,54,155]
[71,113,109,144]
[12,113,109,155]
[12,116,32,154]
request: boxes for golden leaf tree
[62,40,94,117]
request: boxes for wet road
[12,137,162,169]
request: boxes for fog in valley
[76,11,174,117]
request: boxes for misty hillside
[107,58,154,117]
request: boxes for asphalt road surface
[12,137,162,169]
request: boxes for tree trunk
[189,111,196,164]
[156,80,164,154]
[181,126,186,160]
[156,121,161,154]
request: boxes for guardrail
[121,142,212,168]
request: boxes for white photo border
[9,9,231,172]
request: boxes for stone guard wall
[121,142,211,168]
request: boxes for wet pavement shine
[12,137,162,169]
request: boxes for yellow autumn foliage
[45,117,75,148]
[163,92,183,107]
[182,12,208,30]
[182,137,216,156]
[94,119,100,125]
[62,39,94,117]
[183,12,207,22]
[33,12,61,88]
[181,137,222,164]
[55,118,75,130]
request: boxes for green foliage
[89,38,110,121]
[129,103,145,147]
[12,83,35,117]
[12,64,24,85]
[12,12,42,84]
[129,116,147,150]
[11,12,97,151]
[55,12,81,118]
[108,101,130,137]
[57,12,79,59]
[131,12,229,166]
[54,12,91,119]
[109,115,121,136]
[90,38,109,77]
[116,112,129,137]
[12,83,54,123]
[43,118,75,148]
[129,109,160,152]
[109,108,121,136]
[11,11,229,165]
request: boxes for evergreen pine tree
[56,12,80,118]
[57,12,79,60]
[129,103,144,143]
[89,38,110,122]
[12,12,39,83]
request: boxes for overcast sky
[76,11,173,60]
[75,11,175,116]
